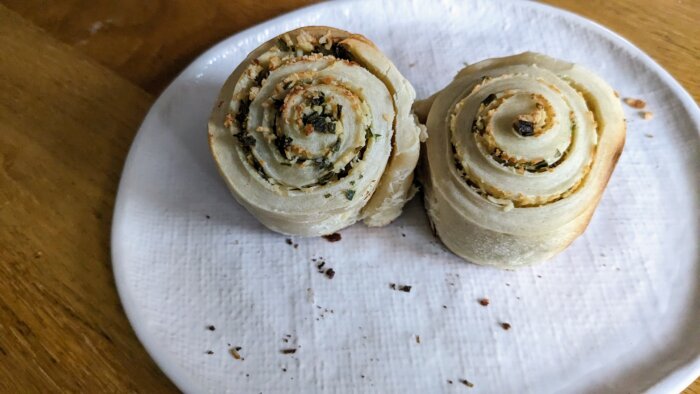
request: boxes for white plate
[112,0,700,392]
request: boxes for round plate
[112,0,700,392]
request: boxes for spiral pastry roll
[419,53,625,268]
[208,27,424,236]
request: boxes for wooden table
[0,1,697,392]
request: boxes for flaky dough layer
[208,27,424,236]
[417,52,625,268]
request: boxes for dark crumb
[227,343,231,346]
[447,380,453,384]
[217,100,224,108]
[460,379,474,388]
[206,350,214,355]
[415,335,421,344]
[478,298,489,306]
[500,322,511,330]
[207,325,216,331]
[293,243,298,249]
[282,368,287,372]
[322,233,342,242]
[235,346,242,351]
[536,274,542,278]
[281,348,297,354]
[312,258,317,262]
[361,375,365,379]
[283,338,288,343]
[505,283,510,287]
[285,334,292,338]
[325,269,335,279]
[285,238,293,245]
[205,215,211,219]
[390,283,412,292]
[316,305,322,309]
[246,373,250,377]
[401,233,406,237]
[442,305,447,309]
[317,261,325,270]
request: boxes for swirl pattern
[209,27,424,236]
[419,53,625,267]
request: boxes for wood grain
[2,0,320,94]
[0,0,697,392]
[539,0,700,102]
[0,5,175,392]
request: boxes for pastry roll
[209,27,424,236]
[418,52,625,268]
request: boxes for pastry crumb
[623,97,646,109]
[478,298,489,306]
[229,347,243,360]
[460,379,474,388]
[640,111,653,120]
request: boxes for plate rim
[111,0,700,392]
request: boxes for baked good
[208,27,424,236]
[416,52,625,267]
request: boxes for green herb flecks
[513,119,534,137]
[255,69,269,85]
[235,132,256,147]
[274,135,293,158]
[533,160,549,171]
[277,38,291,52]
[310,92,325,106]
[318,172,334,185]
[235,99,251,128]
[344,189,355,201]
[303,112,336,133]
[331,138,341,153]
[313,157,333,171]
[323,193,332,198]
[332,43,353,61]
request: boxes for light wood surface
[0,1,697,392]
